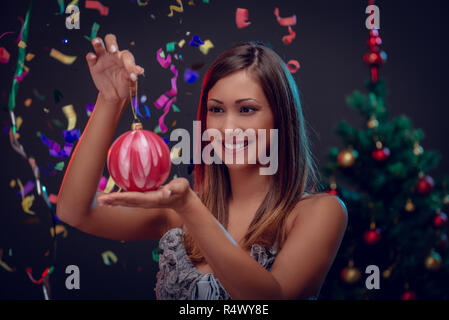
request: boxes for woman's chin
[220,155,259,169]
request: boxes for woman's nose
[221,115,244,132]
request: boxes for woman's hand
[96,177,195,213]
[86,34,144,105]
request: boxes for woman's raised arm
[56,35,182,241]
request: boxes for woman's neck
[227,166,273,205]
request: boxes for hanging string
[129,80,138,120]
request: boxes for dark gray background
[0,0,448,299]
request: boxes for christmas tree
[318,28,449,300]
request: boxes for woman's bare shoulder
[290,192,346,226]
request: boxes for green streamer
[84,22,100,42]
[152,247,161,262]
[55,0,64,15]
[8,0,34,113]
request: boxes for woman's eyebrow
[208,98,259,104]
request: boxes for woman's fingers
[104,33,119,54]
[85,52,97,69]
[166,177,190,196]
[91,37,106,56]
[120,50,141,81]
[97,189,167,208]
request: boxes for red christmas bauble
[372,147,390,161]
[434,212,448,228]
[367,36,382,49]
[325,189,338,196]
[363,51,385,67]
[107,123,171,192]
[364,228,382,245]
[416,175,434,195]
[401,291,416,300]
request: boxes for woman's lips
[221,139,251,152]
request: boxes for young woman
[56,34,348,300]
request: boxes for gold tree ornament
[413,142,423,156]
[382,267,392,278]
[366,115,379,129]
[424,250,442,271]
[341,259,361,284]
[443,194,449,206]
[337,147,358,168]
[404,199,415,212]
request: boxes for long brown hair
[184,41,321,263]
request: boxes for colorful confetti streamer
[49,48,77,65]
[287,59,300,74]
[101,251,118,265]
[274,7,297,45]
[25,266,54,285]
[0,47,10,63]
[199,39,214,55]
[189,34,204,47]
[62,104,76,130]
[8,1,32,112]
[85,0,109,16]
[84,22,100,42]
[0,31,15,40]
[17,180,35,198]
[50,225,68,238]
[152,247,161,262]
[236,8,251,29]
[168,0,184,17]
[55,0,64,15]
[184,68,199,83]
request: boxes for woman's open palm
[96,177,193,212]
[86,34,144,104]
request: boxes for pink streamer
[236,8,251,29]
[282,26,296,45]
[98,176,108,191]
[158,97,176,133]
[156,48,172,69]
[13,70,28,82]
[273,8,297,26]
[153,58,179,133]
[0,31,14,40]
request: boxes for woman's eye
[208,106,256,113]
[241,106,256,113]
[208,107,223,113]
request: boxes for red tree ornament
[416,174,434,195]
[364,228,382,245]
[363,29,387,83]
[107,120,171,192]
[325,189,339,196]
[401,291,416,300]
[372,147,390,161]
[433,211,448,228]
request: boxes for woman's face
[206,69,275,169]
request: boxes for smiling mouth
[220,139,250,151]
